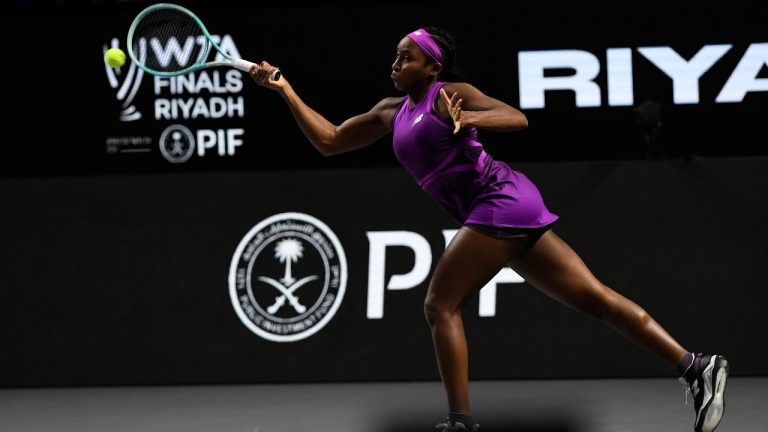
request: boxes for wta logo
[136,32,243,69]
[104,34,250,161]
[103,34,246,122]
[229,213,348,342]
[103,37,145,121]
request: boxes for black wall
[1,1,766,387]
[2,1,767,177]
[1,158,766,387]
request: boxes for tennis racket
[126,3,280,80]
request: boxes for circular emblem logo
[229,212,347,342]
[159,124,195,163]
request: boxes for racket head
[126,3,231,77]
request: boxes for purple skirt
[424,158,559,229]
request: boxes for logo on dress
[412,113,424,127]
[229,212,347,342]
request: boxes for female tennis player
[248,27,728,432]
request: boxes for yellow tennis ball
[105,48,126,68]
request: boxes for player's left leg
[425,226,530,431]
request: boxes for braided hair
[423,26,462,81]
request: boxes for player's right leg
[508,230,729,431]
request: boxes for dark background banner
[1,159,766,387]
[2,1,767,177]
[1,0,765,387]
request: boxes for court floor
[0,377,765,432]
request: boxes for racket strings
[131,9,207,73]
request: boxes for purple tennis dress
[392,82,558,233]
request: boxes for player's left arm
[439,82,528,134]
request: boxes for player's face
[391,37,435,92]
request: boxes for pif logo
[158,124,245,163]
[229,213,347,342]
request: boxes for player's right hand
[249,61,285,90]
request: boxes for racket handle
[232,58,255,72]
[232,58,281,81]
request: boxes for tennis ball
[104,48,126,68]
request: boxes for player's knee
[623,299,651,326]
[598,286,650,325]
[635,307,651,326]
[579,283,615,320]
[584,285,650,326]
[423,297,453,328]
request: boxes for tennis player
[249,27,728,432]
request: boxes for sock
[678,352,705,381]
[691,354,703,375]
[676,352,694,377]
[449,411,476,428]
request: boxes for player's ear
[430,62,443,77]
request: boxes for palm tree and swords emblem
[257,238,318,315]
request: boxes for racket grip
[233,58,281,81]
[232,58,256,72]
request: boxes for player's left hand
[440,88,464,134]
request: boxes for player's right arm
[250,61,403,156]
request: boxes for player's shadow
[379,412,585,432]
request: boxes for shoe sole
[698,356,729,432]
